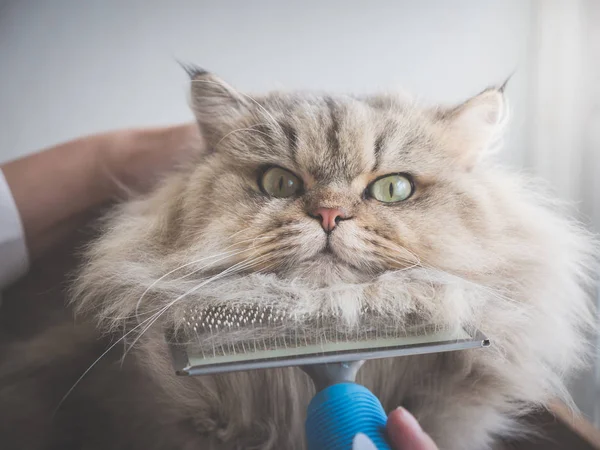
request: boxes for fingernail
[396,406,423,434]
[352,432,378,450]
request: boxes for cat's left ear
[438,86,506,169]
[182,64,251,148]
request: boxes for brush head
[167,303,490,376]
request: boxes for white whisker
[132,235,276,320]
[122,253,275,359]
[56,248,274,415]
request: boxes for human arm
[1,124,200,263]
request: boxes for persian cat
[0,68,596,450]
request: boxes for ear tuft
[177,61,208,80]
[498,75,511,94]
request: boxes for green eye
[260,167,302,198]
[368,174,413,203]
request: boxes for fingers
[386,407,439,450]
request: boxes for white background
[0,0,531,165]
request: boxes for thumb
[386,407,439,450]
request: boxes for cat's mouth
[317,247,360,271]
[314,233,348,259]
[312,243,352,266]
[321,239,335,255]
[312,239,375,274]
[298,252,378,284]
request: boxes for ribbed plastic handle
[305,383,391,450]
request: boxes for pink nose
[310,207,348,233]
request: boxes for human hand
[103,123,202,196]
[352,407,439,450]
[2,123,202,260]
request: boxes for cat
[0,67,596,450]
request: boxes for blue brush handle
[305,382,391,450]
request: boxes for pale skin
[2,124,200,259]
[386,407,439,450]
[1,124,439,449]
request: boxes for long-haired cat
[0,68,596,450]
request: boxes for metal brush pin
[168,303,490,449]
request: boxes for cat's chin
[285,253,374,286]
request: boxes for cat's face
[175,70,505,287]
[75,69,518,335]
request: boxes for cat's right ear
[183,65,251,148]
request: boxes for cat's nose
[309,207,349,233]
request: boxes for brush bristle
[173,303,475,363]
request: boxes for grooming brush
[167,304,490,450]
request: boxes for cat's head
[180,68,506,281]
[73,68,593,345]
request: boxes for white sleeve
[0,169,29,290]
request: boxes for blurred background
[0,0,599,427]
